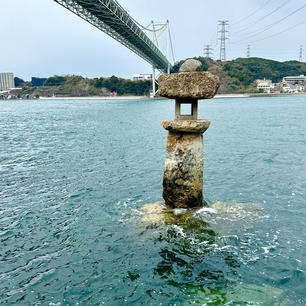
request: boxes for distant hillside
[171,57,306,93]
[12,75,152,97]
[12,57,306,97]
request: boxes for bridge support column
[151,65,156,98]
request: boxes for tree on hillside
[44,76,68,86]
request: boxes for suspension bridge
[53,0,175,96]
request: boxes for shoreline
[215,93,306,98]
[39,95,149,100]
[38,93,306,100]
[214,94,249,99]
[2,92,304,101]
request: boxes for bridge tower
[142,20,175,97]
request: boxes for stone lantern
[158,59,219,208]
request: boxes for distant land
[171,57,306,94]
[11,57,306,97]
[12,75,152,98]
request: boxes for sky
[1,0,305,80]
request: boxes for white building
[255,78,273,93]
[282,75,306,84]
[0,72,15,91]
[133,73,152,81]
[282,84,305,93]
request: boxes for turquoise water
[0,96,305,306]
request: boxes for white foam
[171,225,186,237]
[196,207,217,214]
[173,208,187,215]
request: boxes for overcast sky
[1,0,305,80]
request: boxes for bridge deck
[54,0,171,72]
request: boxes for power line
[232,0,291,35]
[229,49,299,54]
[218,20,229,61]
[231,3,306,44]
[247,19,306,44]
[231,0,273,26]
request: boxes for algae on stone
[183,283,289,306]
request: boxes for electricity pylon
[218,20,229,61]
[299,45,303,62]
[247,44,250,58]
[204,44,213,58]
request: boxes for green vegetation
[44,76,68,86]
[183,283,289,306]
[223,57,306,92]
[91,76,151,95]
[172,56,306,93]
[11,75,152,97]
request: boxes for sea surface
[0,96,305,306]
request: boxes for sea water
[0,96,305,305]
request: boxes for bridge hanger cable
[168,27,175,63]
[110,1,168,34]
[98,0,173,64]
[134,20,168,32]
[138,20,174,63]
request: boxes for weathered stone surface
[179,59,202,72]
[158,72,219,99]
[163,132,204,208]
[162,119,210,133]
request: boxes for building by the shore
[255,78,272,91]
[282,75,306,84]
[133,73,152,81]
[255,75,305,93]
[0,72,15,91]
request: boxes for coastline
[214,94,249,99]
[38,93,306,100]
[39,95,149,100]
[214,93,306,99]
